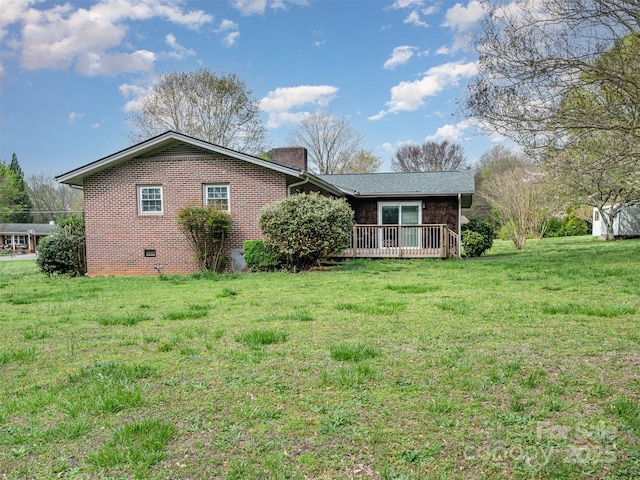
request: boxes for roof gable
[56,131,306,187]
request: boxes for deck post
[352,225,357,258]
[442,225,448,258]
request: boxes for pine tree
[0,154,33,223]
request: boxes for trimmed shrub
[37,215,86,276]
[461,231,485,257]
[461,219,494,256]
[244,240,284,272]
[259,193,354,271]
[177,206,231,272]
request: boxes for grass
[329,340,380,362]
[0,236,639,479]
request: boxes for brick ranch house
[56,131,474,276]
[1,223,55,253]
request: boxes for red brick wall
[83,154,289,276]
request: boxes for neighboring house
[0,223,55,253]
[592,205,640,238]
[56,131,474,276]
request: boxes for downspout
[458,193,462,259]
[287,175,309,196]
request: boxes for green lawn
[1,236,639,479]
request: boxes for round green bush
[461,219,494,257]
[461,231,485,257]
[259,192,354,271]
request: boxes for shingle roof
[0,223,56,235]
[317,170,475,197]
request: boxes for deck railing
[337,224,459,259]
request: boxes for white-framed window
[138,185,163,214]
[204,184,230,212]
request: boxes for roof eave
[302,174,351,197]
[351,191,474,198]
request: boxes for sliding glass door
[379,203,421,248]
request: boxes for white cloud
[425,121,472,142]
[390,0,438,28]
[442,1,486,51]
[231,0,267,15]
[259,85,339,128]
[444,1,485,32]
[390,0,423,9]
[68,111,84,124]
[11,0,212,76]
[76,50,156,76]
[223,31,241,47]
[119,82,152,112]
[404,10,429,28]
[231,0,308,15]
[384,46,416,70]
[216,19,240,46]
[91,123,100,128]
[165,33,195,60]
[271,0,309,11]
[369,61,478,120]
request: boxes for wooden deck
[336,224,459,259]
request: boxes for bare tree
[466,145,527,220]
[27,173,82,222]
[392,141,467,172]
[286,113,365,174]
[128,69,268,154]
[466,0,640,147]
[465,0,640,239]
[483,165,560,249]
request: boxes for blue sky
[0,0,499,176]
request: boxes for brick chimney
[271,147,308,171]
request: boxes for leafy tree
[27,172,82,222]
[545,34,640,240]
[259,193,354,271]
[392,141,467,172]
[177,205,232,272]
[286,113,365,174]
[340,149,382,174]
[465,1,640,241]
[0,154,33,223]
[37,215,86,276]
[128,69,268,154]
